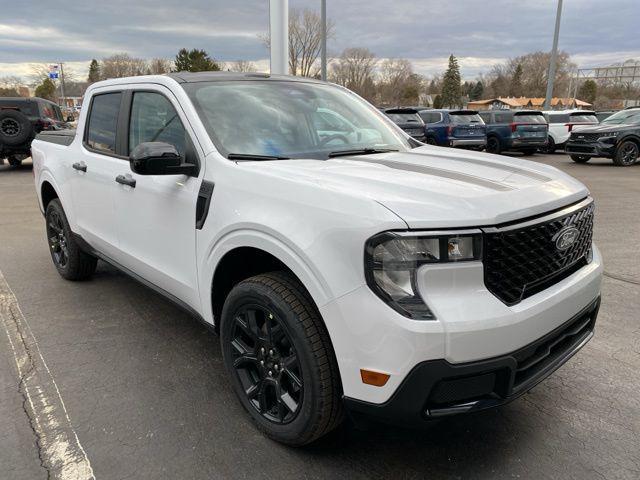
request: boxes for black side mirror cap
[129,142,197,176]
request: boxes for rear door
[72,91,125,258]
[111,86,204,309]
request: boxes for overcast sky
[1,0,638,81]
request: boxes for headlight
[598,132,618,139]
[364,231,483,320]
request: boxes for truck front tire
[220,271,343,446]
[45,199,97,280]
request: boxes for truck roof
[166,71,325,84]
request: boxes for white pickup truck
[31,72,603,446]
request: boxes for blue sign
[48,72,59,79]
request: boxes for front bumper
[320,245,602,405]
[344,297,600,425]
[565,141,616,158]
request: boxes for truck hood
[251,146,589,229]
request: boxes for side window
[86,92,122,154]
[479,112,492,123]
[494,112,512,123]
[129,92,186,156]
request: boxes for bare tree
[260,7,335,77]
[101,53,148,79]
[377,58,415,105]
[229,60,257,72]
[149,58,173,75]
[329,48,377,100]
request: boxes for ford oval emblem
[554,226,579,251]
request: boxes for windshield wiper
[228,153,291,161]
[328,148,399,158]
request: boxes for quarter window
[129,92,186,156]
[86,92,122,154]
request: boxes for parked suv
[541,110,598,153]
[419,109,486,149]
[0,97,71,167]
[565,107,640,166]
[32,73,602,445]
[479,110,548,155]
[383,108,426,141]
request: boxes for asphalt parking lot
[1,154,639,480]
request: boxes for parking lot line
[0,269,95,480]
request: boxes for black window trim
[82,90,129,160]
[126,88,201,173]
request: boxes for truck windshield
[601,109,640,125]
[184,80,411,160]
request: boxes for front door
[111,87,204,310]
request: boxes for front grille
[483,200,594,305]
[566,145,597,153]
[570,132,602,142]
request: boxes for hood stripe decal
[344,157,515,191]
[407,151,552,182]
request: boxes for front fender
[198,227,332,325]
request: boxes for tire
[426,137,437,145]
[0,110,33,146]
[521,148,537,156]
[7,156,22,167]
[45,199,98,280]
[486,136,501,154]
[542,136,556,154]
[570,154,591,163]
[220,271,343,446]
[613,140,639,167]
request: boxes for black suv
[565,108,640,166]
[0,97,71,167]
[383,108,426,141]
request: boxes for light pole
[269,0,289,75]
[320,0,327,81]
[544,0,563,110]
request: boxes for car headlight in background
[364,231,483,320]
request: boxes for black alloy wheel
[47,209,69,269]
[614,141,639,166]
[570,154,591,163]
[229,304,303,424]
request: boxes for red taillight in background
[446,125,453,136]
[565,123,574,132]
[510,123,519,132]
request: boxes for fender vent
[195,180,214,230]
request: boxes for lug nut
[269,350,273,355]
[261,347,265,354]
[260,360,264,366]
[274,364,279,371]
[268,370,273,376]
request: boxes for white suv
[542,109,599,152]
[31,73,603,445]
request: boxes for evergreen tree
[470,81,484,100]
[440,55,463,108]
[174,48,221,72]
[35,78,57,101]
[509,63,523,97]
[87,59,101,83]
[577,79,597,104]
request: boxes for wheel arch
[40,180,59,211]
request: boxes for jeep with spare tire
[0,97,71,167]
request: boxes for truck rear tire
[0,110,33,146]
[486,136,501,154]
[220,271,343,446]
[7,156,23,167]
[45,199,98,280]
[613,140,639,166]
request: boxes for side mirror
[129,142,197,176]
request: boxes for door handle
[72,162,87,172]
[115,174,136,188]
